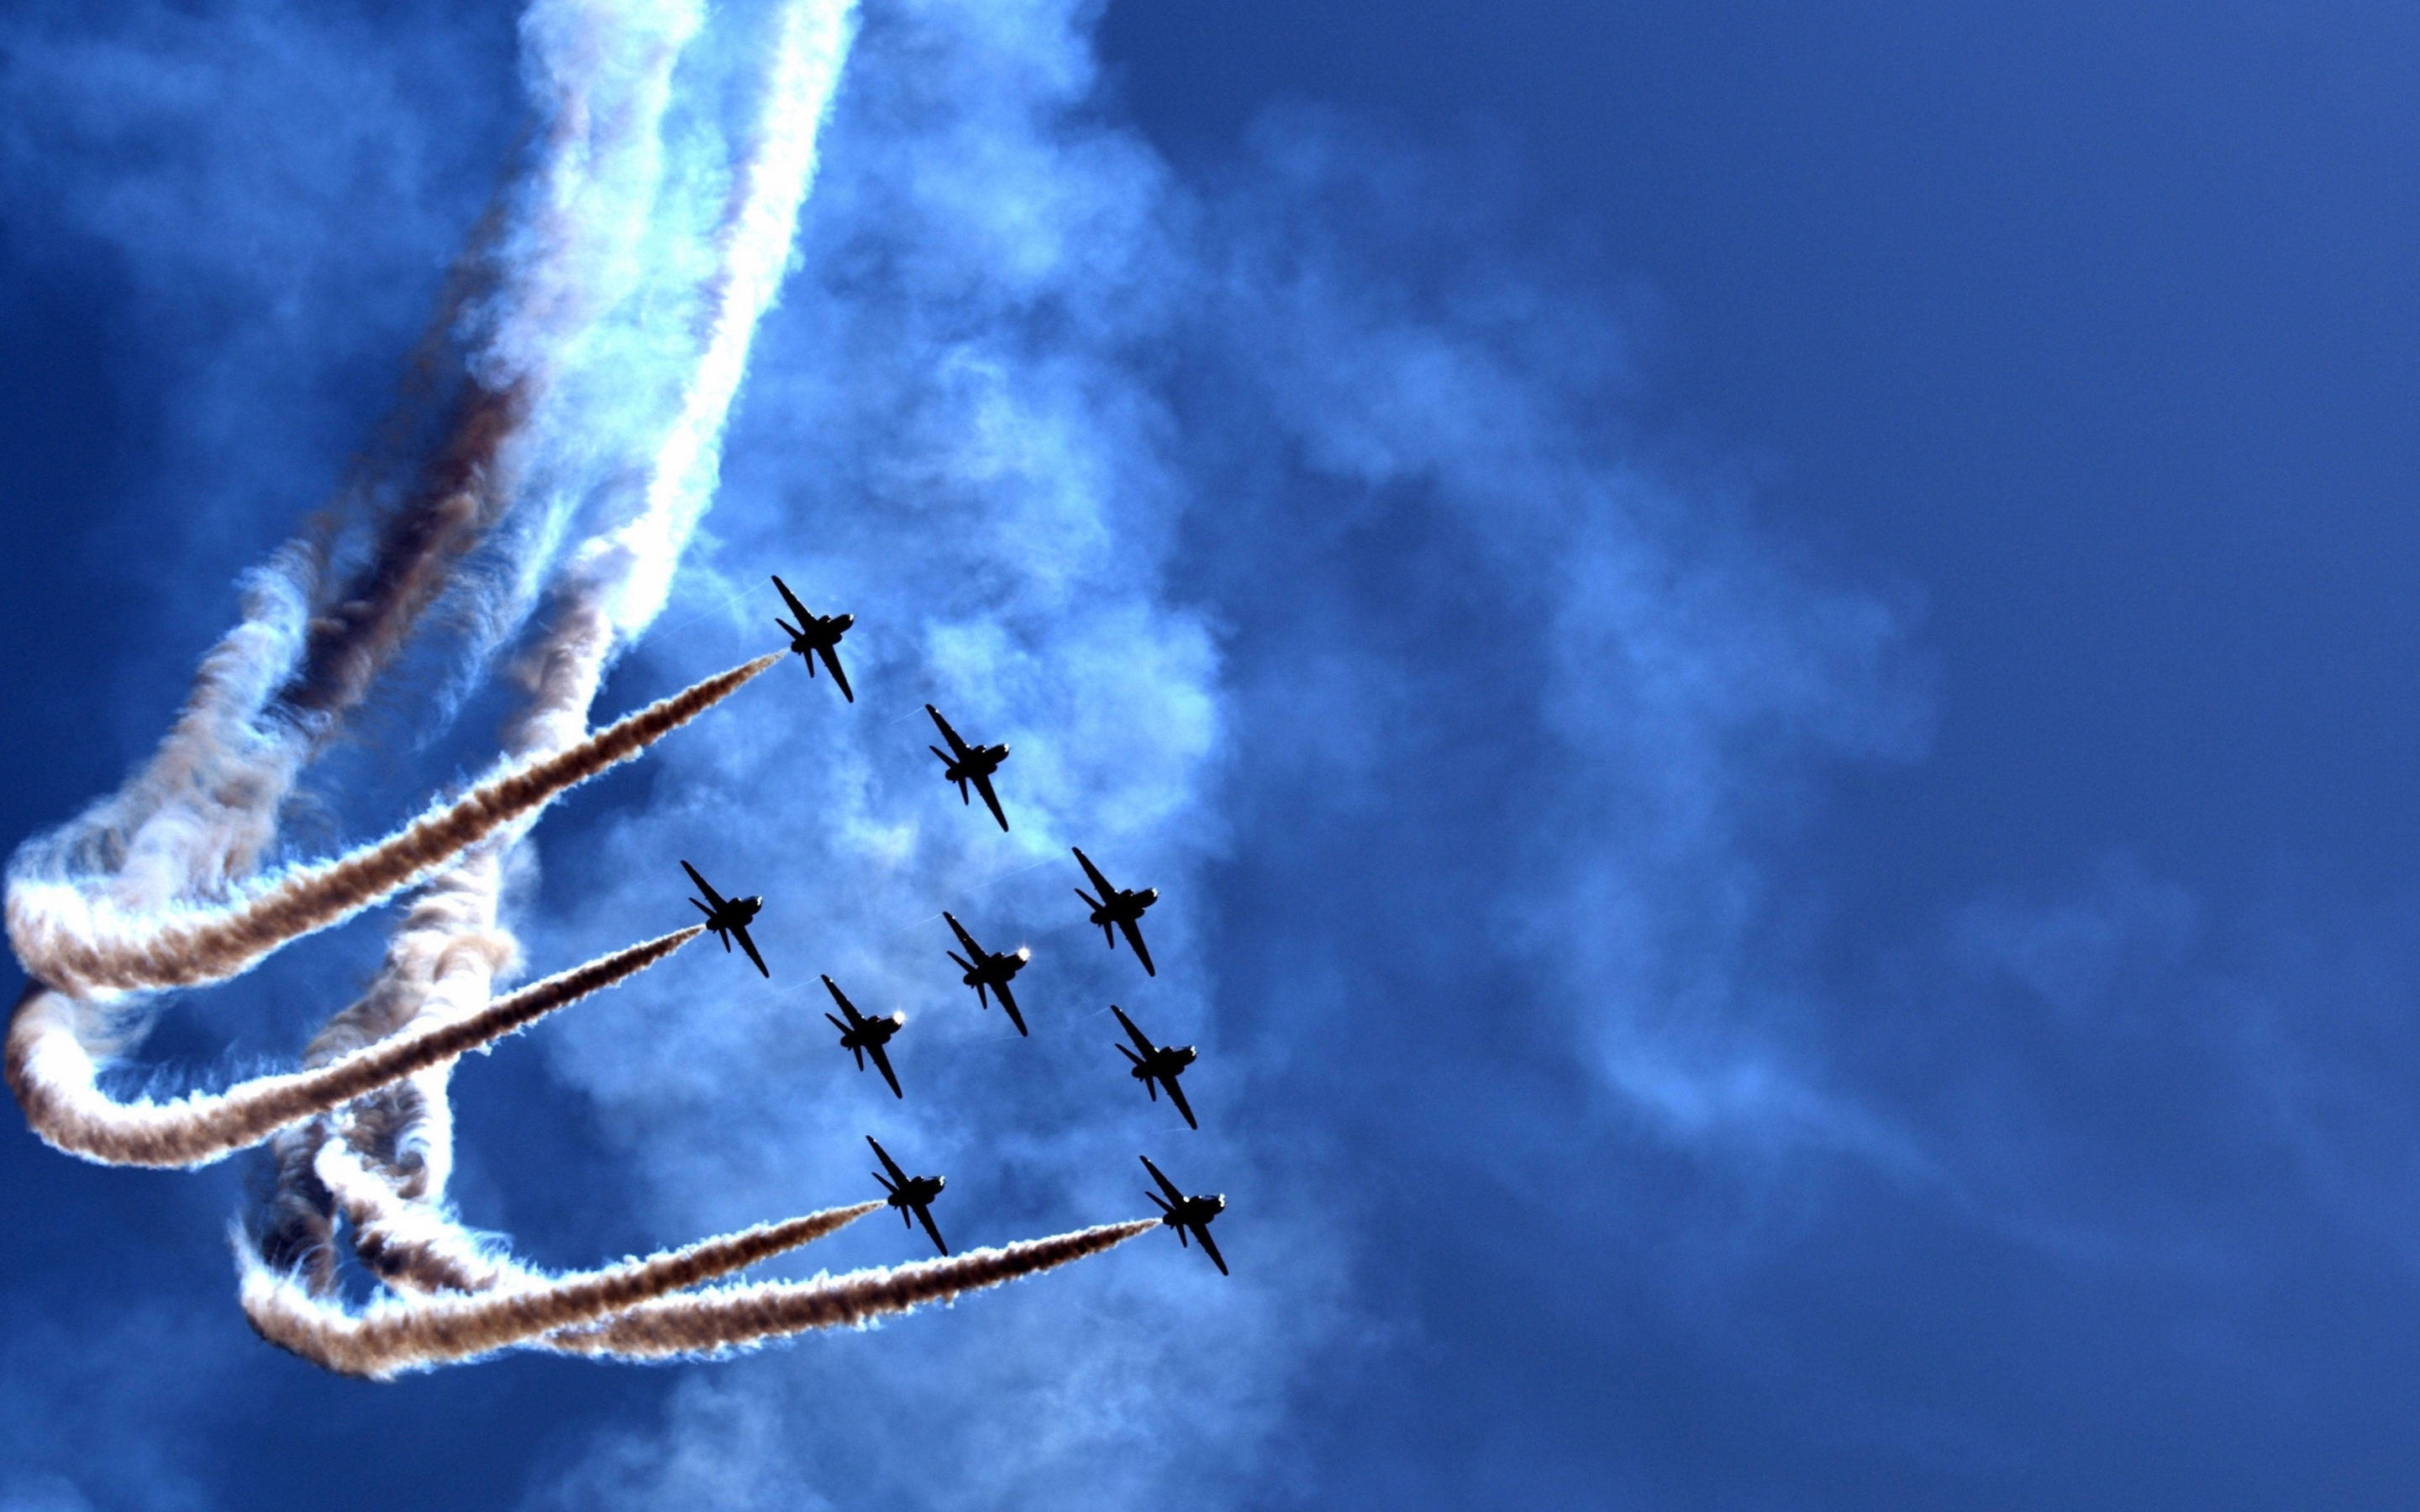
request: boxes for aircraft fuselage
[1131,1044,1197,1083]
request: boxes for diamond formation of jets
[925,703,1011,831]
[868,1135,948,1256]
[1072,847,1160,977]
[1111,1005,1198,1130]
[681,860,768,978]
[942,911,1031,1036]
[771,575,854,702]
[823,974,906,1099]
[1140,1154,1226,1276]
[666,593,1236,1276]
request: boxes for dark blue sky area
[1105,0,2420,911]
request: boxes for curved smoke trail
[238,1199,885,1378]
[7,653,776,998]
[5,927,702,1168]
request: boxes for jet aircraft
[1111,1005,1199,1129]
[681,860,768,977]
[941,911,1031,1036]
[868,1135,948,1255]
[1072,847,1160,977]
[1139,1154,1226,1275]
[771,575,854,701]
[925,703,1011,831]
[823,974,906,1099]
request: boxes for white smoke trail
[7,653,776,998]
[237,1199,886,1378]
[4,927,702,1168]
[2,0,707,1005]
[566,0,858,638]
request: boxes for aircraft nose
[889,1012,906,1026]
[1014,946,1032,962]
[1210,1194,1226,1213]
[835,612,854,629]
[1140,888,1159,904]
[933,1176,946,1193]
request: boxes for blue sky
[5,0,2420,1507]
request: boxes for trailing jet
[1111,1005,1198,1130]
[1072,847,1160,977]
[823,974,906,1099]
[942,911,1030,1036]
[681,860,768,977]
[1139,1154,1226,1276]
[771,575,854,701]
[925,703,1011,831]
[867,1136,948,1255]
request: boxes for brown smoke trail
[313,1138,522,1295]
[9,652,777,998]
[545,1220,1160,1361]
[260,599,622,1289]
[239,1200,886,1378]
[277,380,534,723]
[5,927,702,1168]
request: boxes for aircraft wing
[993,977,1028,1037]
[1071,847,1114,897]
[821,974,861,1024]
[679,860,726,911]
[914,1203,950,1257]
[942,911,984,957]
[1111,1005,1156,1058]
[818,645,854,702]
[925,703,971,759]
[970,772,1010,832]
[1116,917,1156,977]
[733,925,770,979]
[866,1136,909,1187]
[867,1041,903,1100]
[1192,1221,1228,1276]
[771,574,813,627]
[1162,1074,1197,1131]
[1140,1155,1186,1207]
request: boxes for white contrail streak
[544,1221,1161,1361]
[571,0,859,638]
[8,654,777,998]
[5,927,702,1168]
[238,1200,885,1378]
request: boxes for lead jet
[771,575,854,702]
[1139,1154,1227,1276]
[925,704,1011,831]
[681,860,768,977]
[1073,848,1160,977]
[941,911,1030,1036]
[823,974,906,1099]
[868,1136,948,1255]
[1112,1005,1199,1129]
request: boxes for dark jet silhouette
[771,575,854,702]
[1073,847,1160,977]
[942,911,1031,1036]
[868,1135,948,1255]
[1111,1005,1198,1129]
[823,974,906,1099]
[681,860,767,977]
[925,703,1010,831]
[1140,1154,1226,1276]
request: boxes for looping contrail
[0,0,1162,1387]
[4,926,702,1168]
[8,653,777,999]
[237,1200,886,1378]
